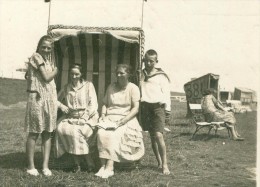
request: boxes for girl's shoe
[42,168,52,176]
[101,170,114,179]
[94,167,105,177]
[26,168,39,176]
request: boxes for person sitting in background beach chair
[201,88,244,141]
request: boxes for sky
[0,0,259,93]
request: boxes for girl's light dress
[97,82,144,162]
[25,54,57,133]
[55,81,99,157]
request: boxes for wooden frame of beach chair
[189,104,230,140]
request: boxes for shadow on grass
[189,133,230,141]
[0,152,41,169]
[173,123,190,127]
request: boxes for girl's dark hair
[36,35,53,53]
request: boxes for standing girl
[25,35,58,176]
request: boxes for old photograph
[0,0,259,186]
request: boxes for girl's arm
[39,66,58,82]
[100,105,107,121]
[57,86,69,114]
[212,95,225,111]
[117,101,139,126]
[117,85,140,126]
[33,53,58,82]
[88,82,98,113]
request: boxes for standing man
[140,49,171,175]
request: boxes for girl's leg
[104,159,114,172]
[41,131,52,170]
[73,155,81,173]
[84,154,95,172]
[101,159,114,178]
[150,133,162,168]
[26,133,39,169]
[95,158,106,176]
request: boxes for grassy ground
[0,78,257,187]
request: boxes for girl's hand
[61,105,69,114]
[99,114,106,122]
[32,52,42,60]
[117,119,126,126]
[53,67,58,76]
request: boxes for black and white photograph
[0,0,259,186]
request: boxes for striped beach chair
[48,25,145,169]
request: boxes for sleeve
[88,82,98,112]
[160,75,171,111]
[213,97,225,111]
[29,53,44,69]
[102,84,112,106]
[131,84,141,103]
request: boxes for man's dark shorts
[140,102,166,134]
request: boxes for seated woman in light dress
[55,64,99,172]
[201,88,244,141]
[95,64,145,179]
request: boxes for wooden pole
[47,0,51,32]
[141,0,145,29]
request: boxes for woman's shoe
[42,168,52,176]
[26,168,39,176]
[94,167,105,177]
[101,170,114,179]
[233,137,244,141]
[73,165,81,173]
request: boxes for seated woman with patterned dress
[95,64,145,179]
[55,64,99,172]
[201,88,244,141]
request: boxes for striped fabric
[53,33,141,107]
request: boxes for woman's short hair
[116,64,132,75]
